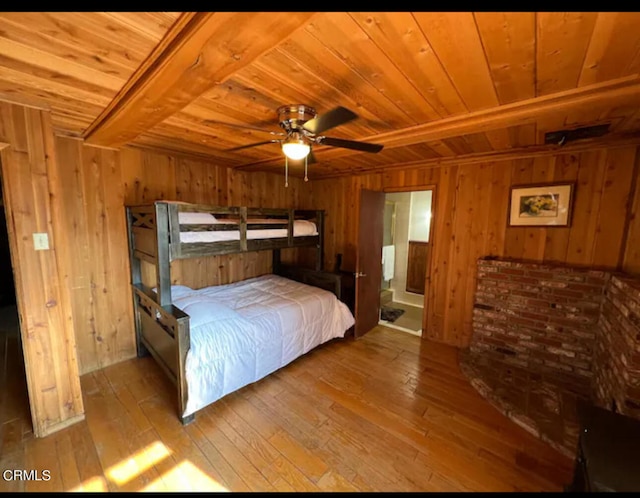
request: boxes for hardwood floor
[0,325,574,492]
[0,305,32,456]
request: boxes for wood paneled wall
[301,145,640,347]
[0,102,84,437]
[622,150,640,274]
[53,137,305,375]
[0,99,307,436]
[3,96,638,437]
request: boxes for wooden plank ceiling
[1,12,640,179]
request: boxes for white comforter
[171,274,355,417]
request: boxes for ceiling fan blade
[303,106,358,134]
[317,136,383,153]
[226,140,281,152]
[204,120,284,136]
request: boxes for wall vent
[544,123,610,145]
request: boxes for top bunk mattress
[178,211,318,243]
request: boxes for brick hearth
[461,258,640,457]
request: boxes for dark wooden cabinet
[406,240,429,295]
[567,402,640,492]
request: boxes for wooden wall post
[0,102,84,437]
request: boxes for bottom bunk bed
[134,273,355,423]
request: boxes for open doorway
[379,189,433,336]
[0,166,32,446]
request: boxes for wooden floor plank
[242,381,331,452]
[112,383,153,433]
[321,436,402,491]
[212,399,282,465]
[0,448,25,493]
[267,429,329,482]
[67,420,112,491]
[271,476,297,491]
[0,325,574,491]
[124,428,172,492]
[55,431,82,490]
[183,423,251,491]
[23,433,63,492]
[313,377,434,454]
[194,409,276,491]
[320,417,425,492]
[264,454,321,492]
[316,469,360,492]
[203,403,277,480]
[234,385,361,487]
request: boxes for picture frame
[508,182,575,227]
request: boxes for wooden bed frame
[125,201,344,424]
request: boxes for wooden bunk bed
[125,200,353,424]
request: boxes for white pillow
[171,285,196,298]
[172,298,241,328]
[178,212,218,224]
[151,285,194,299]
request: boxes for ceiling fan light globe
[282,141,311,160]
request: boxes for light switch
[33,233,49,251]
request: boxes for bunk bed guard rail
[126,201,325,303]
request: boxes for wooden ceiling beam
[369,76,640,148]
[311,134,640,179]
[83,12,316,147]
[236,75,640,171]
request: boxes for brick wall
[593,275,640,418]
[472,258,608,385]
[467,258,640,453]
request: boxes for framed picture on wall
[508,182,575,227]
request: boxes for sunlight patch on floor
[106,440,171,485]
[143,460,229,492]
[69,440,229,492]
[70,476,109,492]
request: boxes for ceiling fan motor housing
[225,104,382,156]
[277,104,317,133]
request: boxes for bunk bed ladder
[126,206,147,358]
[288,209,294,247]
[239,207,248,252]
[316,210,324,271]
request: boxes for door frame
[382,184,437,335]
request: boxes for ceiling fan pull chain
[304,155,308,182]
[285,156,289,188]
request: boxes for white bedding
[178,211,318,243]
[172,274,354,416]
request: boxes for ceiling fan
[218,104,384,183]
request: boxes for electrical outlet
[33,233,49,251]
